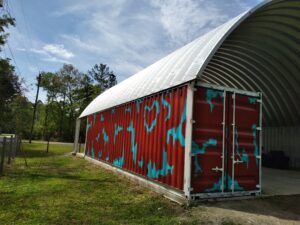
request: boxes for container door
[191,87,226,193]
[226,92,260,192]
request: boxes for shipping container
[85,85,188,191]
[82,82,262,201]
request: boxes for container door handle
[233,159,244,164]
[212,166,223,172]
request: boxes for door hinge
[256,185,261,189]
[256,127,262,131]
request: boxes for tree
[8,96,32,137]
[74,74,100,112]
[0,12,22,133]
[57,64,83,140]
[88,63,117,91]
[40,72,62,140]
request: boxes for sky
[3,0,263,102]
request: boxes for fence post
[17,135,21,154]
[12,135,17,159]
[7,135,13,164]
[0,137,7,175]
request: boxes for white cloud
[29,44,73,64]
[43,44,74,60]
[150,0,229,46]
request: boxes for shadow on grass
[20,143,72,158]
[10,171,113,184]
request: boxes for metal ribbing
[200,0,300,127]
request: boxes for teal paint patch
[161,95,171,121]
[252,124,259,165]
[127,121,138,163]
[96,133,100,142]
[192,139,217,155]
[147,149,173,179]
[136,99,143,113]
[193,156,201,176]
[192,138,217,176]
[248,97,257,104]
[138,158,144,168]
[93,113,96,122]
[86,121,92,131]
[227,174,244,191]
[166,101,186,147]
[100,114,104,122]
[98,151,102,159]
[205,176,223,192]
[125,107,131,113]
[114,124,123,144]
[205,174,244,192]
[113,148,125,168]
[111,108,116,114]
[106,156,109,161]
[235,128,249,167]
[144,100,160,133]
[102,128,109,145]
[206,89,224,112]
[92,146,95,158]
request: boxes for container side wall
[85,86,188,190]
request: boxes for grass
[0,142,187,225]
[1,142,298,225]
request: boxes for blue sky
[4,0,262,101]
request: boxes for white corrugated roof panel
[79,10,252,118]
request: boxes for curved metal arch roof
[201,0,300,126]
[80,0,300,128]
[79,3,259,118]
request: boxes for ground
[0,143,299,225]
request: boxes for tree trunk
[59,94,66,140]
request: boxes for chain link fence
[0,135,21,176]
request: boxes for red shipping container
[84,82,262,200]
[85,85,188,190]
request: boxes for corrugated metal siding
[263,127,300,169]
[85,86,188,190]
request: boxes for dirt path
[180,195,300,225]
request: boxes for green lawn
[1,143,298,225]
[0,142,187,225]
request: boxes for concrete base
[262,167,300,196]
[75,154,300,205]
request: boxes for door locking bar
[233,159,244,164]
[212,166,223,172]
